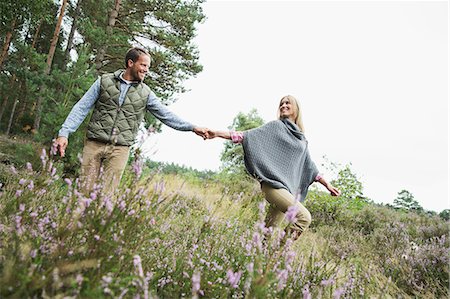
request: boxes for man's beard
[131,68,144,82]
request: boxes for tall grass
[0,148,448,298]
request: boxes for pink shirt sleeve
[230,131,244,144]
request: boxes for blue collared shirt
[58,73,194,138]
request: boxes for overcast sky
[142,1,448,212]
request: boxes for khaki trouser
[80,139,130,196]
[261,182,312,236]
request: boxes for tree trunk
[63,0,83,69]
[0,73,16,125]
[34,0,69,131]
[31,19,43,49]
[95,0,122,72]
[0,18,17,71]
[45,0,69,75]
[6,100,19,136]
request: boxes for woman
[207,95,340,241]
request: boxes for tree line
[0,0,205,168]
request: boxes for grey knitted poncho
[242,118,319,202]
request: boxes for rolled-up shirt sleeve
[230,131,244,144]
[146,91,194,131]
[58,78,101,138]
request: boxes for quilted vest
[86,70,150,146]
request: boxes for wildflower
[333,287,345,298]
[27,180,34,190]
[321,278,335,286]
[285,205,299,223]
[15,189,23,197]
[26,162,32,171]
[50,142,58,156]
[131,156,144,178]
[258,201,266,214]
[192,271,201,297]
[94,235,100,241]
[19,179,26,185]
[30,249,37,258]
[246,262,254,273]
[40,149,47,167]
[19,204,25,212]
[303,285,312,299]
[76,274,83,286]
[10,165,18,175]
[226,269,242,289]
[134,255,144,277]
[64,178,72,186]
[277,269,289,291]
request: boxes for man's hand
[193,127,209,140]
[54,136,68,157]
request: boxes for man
[54,47,207,195]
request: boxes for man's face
[128,54,150,82]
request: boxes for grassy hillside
[0,136,448,298]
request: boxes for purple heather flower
[134,255,144,277]
[64,178,72,186]
[285,205,299,223]
[277,269,289,291]
[226,269,242,289]
[321,278,335,286]
[246,262,254,273]
[10,166,18,174]
[40,149,47,167]
[94,235,100,241]
[50,142,58,156]
[192,271,201,294]
[76,274,83,286]
[19,204,25,212]
[15,189,23,197]
[303,285,312,299]
[27,180,34,190]
[26,162,32,171]
[19,178,26,185]
[333,287,345,298]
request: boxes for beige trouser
[261,182,312,236]
[80,139,130,196]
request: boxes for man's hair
[125,47,150,68]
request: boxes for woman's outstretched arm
[207,130,231,140]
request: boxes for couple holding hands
[54,47,340,241]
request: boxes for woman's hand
[326,184,341,197]
[206,129,218,139]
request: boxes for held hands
[53,136,68,157]
[193,127,210,140]
[193,127,222,140]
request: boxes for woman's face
[279,97,297,121]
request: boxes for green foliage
[0,145,448,298]
[307,161,370,228]
[439,209,450,221]
[393,189,423,212]
[220,109,264,176]
[0,0,206,144]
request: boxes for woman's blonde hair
[277,95,305,133]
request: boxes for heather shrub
[0,146,448,298]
